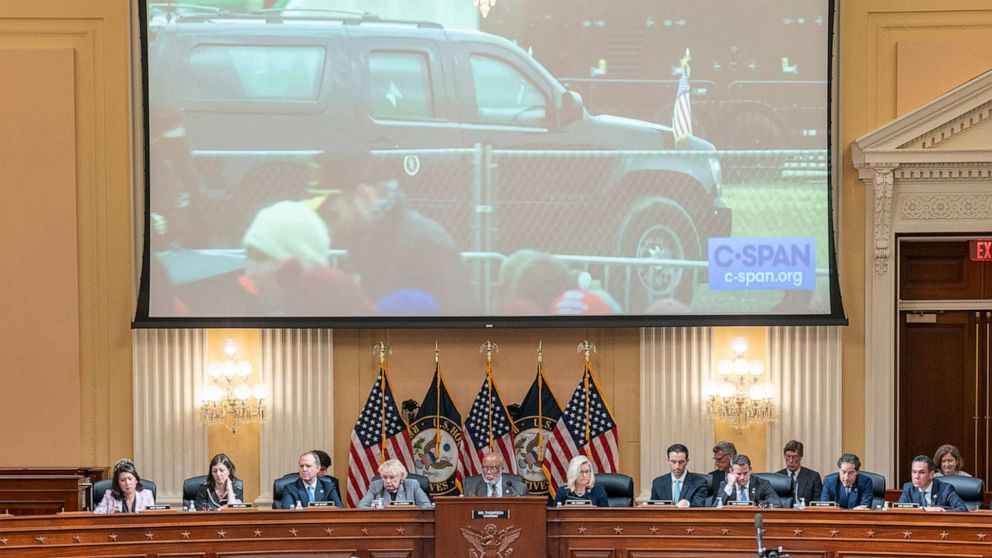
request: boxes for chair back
[93,478,158,508]
[272,473,299,509]
[183,475,208,508]
[752,472,793,508]
[695,473,714,506]
[594,473,634,507]
[936,475,984,511]
[859,470,886,509]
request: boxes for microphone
[755,513,765,557]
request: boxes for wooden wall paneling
[899,241,981,300]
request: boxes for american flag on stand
[346,366,414,507]
[542,362,620,498]
[672,48,693,144]
[458,365,517,478]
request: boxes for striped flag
[346,365,415,507]
[672,49,693,144]
[459,364,517,479]
[542,361,620,498]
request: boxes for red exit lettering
[971,239,992,261]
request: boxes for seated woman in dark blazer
[554,455,609,507]
[194,453,244,510]
[94,458,155,513]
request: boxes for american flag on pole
[346,366,414,507]
[542,361,620,498]
[672,48,693,144]
[458,364,518,478]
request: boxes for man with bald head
[463,451,529,497]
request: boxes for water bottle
[716,497,724,509]
[797,497,806,510]
[295,500,303,510]
[882,500,889,511]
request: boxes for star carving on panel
[977,532,987,541]
[72,535,81,543]
[180,531,191,539]
[939,531,950,540]
[289,528,299,537]
[902,531,912,539]
[721,528,731,536]
[361,527,370,535]
[34,536,46,544]
[793,529,803,536]
[396,527,406,535]
[613,526,624,535]
[1,537,9,545]
[217,530,227,539]
[685,528,695,535]
[865,530,876,538]
[650,527,660,535]
[577,526,587,534]
[324,528,335,536]
[145,532,155,540]
[108,533,119,541]
[829,529,839,538]
[253,529,263,538]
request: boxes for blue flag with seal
[409,363,464,496]
[513,364,561,498]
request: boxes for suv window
[469,54,546,126]
[187,45,325,101]
[368,51,434,119]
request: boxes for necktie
[307,484,315,502]
[487,483,494,497]
[673,479,682,502]
[844,486,851,504]
[920,489,927,507]
[738,485,747,502]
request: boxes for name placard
[472,510,509,519]
[389,501,415,507]
[892,502,920,509]
[809,501,837,508]
[728,500,754,507]
[230,503,253,509]
[642,500,673,506]
[307,501,335,508]
[565,499,592,506]
[146,504,172,511]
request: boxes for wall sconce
[704,337,773,430]
[200,340,266,434]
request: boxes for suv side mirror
[558,90,584,129]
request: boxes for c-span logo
[708,237,816,291]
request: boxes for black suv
[149,10,731,306]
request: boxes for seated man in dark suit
[707,440,737,497]
[463,451,529,497]
[898,455,968,512]
[820,453,872,509]
[650,443,709,507]
[776,439,822,506]
[279,451,343,508]
[713,454,781,507]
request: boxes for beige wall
[1,0,990,490]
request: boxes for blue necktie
[738,485,747,502]
[673,479,682,502]
[308,484,315,502]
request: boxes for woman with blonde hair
[358,459,432,508]
[934,444,971,477]
[553,455,609,506]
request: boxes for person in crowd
[241,200,371,317]
[311,449,332,477]
[708,440,737,496]
[358,459,432,508]
[313,152,475,315]
[897,455,968,511]
[280,451,343,508]
[933,444,972,477]
[650,443,710,507]
[94,459,155,514]
[820,453,873,509]
[713,454,781,507]
[463,451,529,497]
[553,455,609,507]
[496,249,574,315]
[776,439,823,506]
[193,453,243,510]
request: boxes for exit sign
[970,239,992,261]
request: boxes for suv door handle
[369,137,398,149]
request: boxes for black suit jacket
[707,469,728,497]
[897,478,967,511]
[775,466,823,505]
[820,472,873,509]
[280,476,343,508]
[650,472,710,506]
[714,475,782,508]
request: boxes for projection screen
[136,0,844,327]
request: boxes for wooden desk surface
[0,506,989,558]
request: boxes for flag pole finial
[480,340,499,364]
[434,340,440,364]
[373,341,391,366]
[537,340,544,364]
[576,340,597,363]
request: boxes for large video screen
[137,0,843,326]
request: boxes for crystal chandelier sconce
[199,340,266,434]
[704,337,773,431]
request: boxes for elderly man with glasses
[463,451,530,497]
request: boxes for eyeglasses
[578,469,592,476]
[482,466,502,473]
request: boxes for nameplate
[728,500,754,507]
[146,505,172,510]
[809,501,837,508]
[565,499,593,506]
[642,500,672,506]
[389,501,415,507]
[472,510,509,519]
[230,503,253,509]
[307,501,335,508]
[892,502,920,509]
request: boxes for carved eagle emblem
[460,523,522,558]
